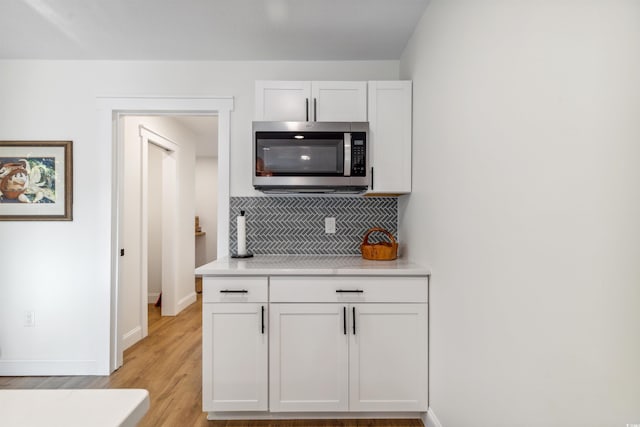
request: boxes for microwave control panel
[351,132,367,176]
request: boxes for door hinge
[120,248,125,256]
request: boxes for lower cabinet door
[202,303,268,411]
[349,303,428,412]
[270,303,349,412]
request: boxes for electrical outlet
[325,217,336,234]
[24,311,35,327]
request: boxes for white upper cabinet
[311,81,367,122]
[254,79,413,194]
[254,81,312,121]
[367,81,413,194]
[255,81,367,122]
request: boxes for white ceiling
[0,0,429,60]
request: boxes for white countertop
[195,255,430,276]
[0,389,149,427]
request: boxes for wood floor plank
[0,295,423,427]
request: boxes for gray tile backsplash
[229,196,398,255]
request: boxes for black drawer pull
[261,306,265,334]
[219,289,248,293]
[336,289,364,293]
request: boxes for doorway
[120,122,180,352]
[98,96,234,372]
[146,143,165,309]
[120,118,219,354]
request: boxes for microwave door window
[256,138,344,176]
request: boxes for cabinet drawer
[203,277,268,303]
[270,276,427,303]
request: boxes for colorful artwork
[0,157,56,203]
[0,141,72,220]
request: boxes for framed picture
[0,141,72,221]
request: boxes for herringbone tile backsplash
[230,197,398,255]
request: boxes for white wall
[147,144,163,300]
[0,60,398,375]
[400,1,640,426]
[195,157,218,265]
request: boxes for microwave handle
[343,133,351,176]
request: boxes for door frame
[140,126,178,332]
[97,96,233,373]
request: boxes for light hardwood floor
[0,295,423,427]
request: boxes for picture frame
[0,141,73,221]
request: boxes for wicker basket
[360,227,398,261]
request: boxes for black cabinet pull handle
[352,306,356,335]
[305,98,309,121]
[219,289,248,293]
[343,306,347,335]
[314,98,317,121]
[261,305,265,334]
[336,289,364,293]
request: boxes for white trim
[139,125,149,338]
[207,411,423,421]
[0,360,100,376]
[177,292,197,313]
[122,326,143,351]
[139,126,179,152]
[216,109,230,258]
[423,407,443,427]
[139,126,179,317]
[98,95,234,374]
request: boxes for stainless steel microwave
[253,121,369,193]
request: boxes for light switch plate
[24,311,35,327]
[325,217,336,234]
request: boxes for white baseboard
[148,292,160,305]
[0,359,100,376]
[208,411,422,420]
[177,291,197,313]
[121,325,142,351]
[424,407,443,427]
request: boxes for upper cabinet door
[255,81,367,122]
[311,81,368,122]
[255,81,312,121]
[367,81,413,194]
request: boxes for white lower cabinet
[270,302,427,413]
[202,278,268,412]
[269,276,428,413]
[269,304,349,412]
[203,275,428,417]
[349,303,428,412]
